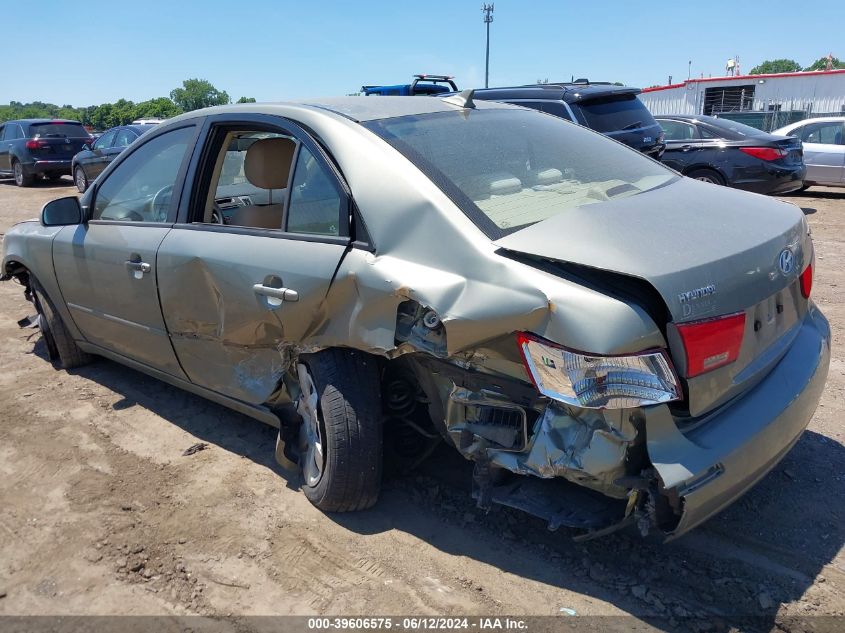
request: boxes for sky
[6,0,844,106]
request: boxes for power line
[482,4,494,88]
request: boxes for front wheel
[686,168,725,186]
[31,278,93,369]
[296,349,382,512]
[74,166,88,193]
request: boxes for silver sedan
[773,116,845,188]
[2,96,830,540]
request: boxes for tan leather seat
[228,137,296,229]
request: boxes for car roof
[169,96,518,124]
[469,83,641,103]
[4,118,81,125]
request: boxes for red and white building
[640,69,845,117]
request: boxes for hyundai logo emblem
[778,248,795,276]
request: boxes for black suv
[469,82,665,158]
[0,119,93,187]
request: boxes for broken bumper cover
[647,304,830,539]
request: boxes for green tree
[236,96,256,103]
[133,97,183,120]
[749,59,802,75]
[170,78,230,112]
[804,55,845,71]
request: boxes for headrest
[244,137,296,190]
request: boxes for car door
[0,123,22,171]
[86,128,117,179]
[658,120,702,171]
[156,114,351,405]
[51,123,200,377]
[795,121,845,184]
[0,124,7,172]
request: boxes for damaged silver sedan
[2,96,830,539]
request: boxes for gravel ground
[0,176,843,632]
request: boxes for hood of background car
[494,177,809,323]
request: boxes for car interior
[200,130,343,235]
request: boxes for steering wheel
[150,184,173,222]
[211,201,226,225]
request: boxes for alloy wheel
[296,363,325,486]
[13,162,23,186]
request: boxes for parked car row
[0,118,159,189]
[436,79,842,195]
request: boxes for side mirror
[41,196,83,226]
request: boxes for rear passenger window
[286,146,343,236]
[659,120,697,140]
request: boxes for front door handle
[125,260,151,275]
[253,284,299,302]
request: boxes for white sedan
[773,116,845,189]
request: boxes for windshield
[576,94,656,133]
[364,108,676,238]
[28,122,87,138]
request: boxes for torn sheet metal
[488,404,636,498]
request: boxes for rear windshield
[576,94,656,132]
[705,117,767,138]
[28,122,87,138]
[364,108,676,238]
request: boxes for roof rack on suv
[362,74,458,96]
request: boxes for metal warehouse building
[640,69,845,130]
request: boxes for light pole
[482,4,494,88]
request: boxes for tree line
[750,55,844,75]
[0,79,256,130]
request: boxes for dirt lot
[0,177,843,632]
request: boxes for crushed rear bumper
[646,304,830,539]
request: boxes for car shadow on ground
[0,176,73,188]
[48,349,843,633]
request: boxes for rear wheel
[296,348,382,512]
[74,166,88,193]
[686,168,725,186]
[31,279,93,369]
[13,160,34,187]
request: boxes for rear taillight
[25,139,48,150]
[800,262,813,299]
[676,313,746,378]
[739,146,786,161]
[516,332,681,409]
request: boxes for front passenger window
[92,126,193,223]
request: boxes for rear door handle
[253,284,299,302]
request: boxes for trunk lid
[27,122,90,160]
[495,177,812,416]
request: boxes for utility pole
[482,4,494,88]
[688,60,692,80]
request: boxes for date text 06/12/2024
[307,618,529,630]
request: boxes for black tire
[13,160,34,187]
[298,348,382,512]
[686,168,725,186]
[74,166,88,193]
[30,279,93,370]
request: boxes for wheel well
[682,165,723,178]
